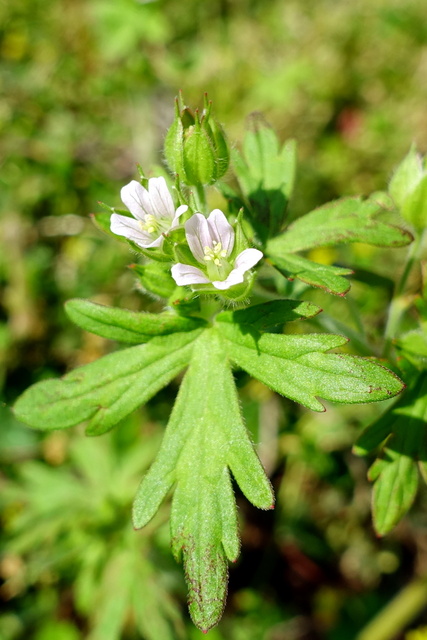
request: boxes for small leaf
[268,252,353,296]
[216,299,321,330]
[220,323,404,412]
[13,330,202,435]
[267,197,413,253]
[355,374,427,535]
[65,299,205,344]
[232,118,296,239]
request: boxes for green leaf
[355,374,427,535]
[220,323,404,412]
[267,197,413,254]
[133,329,273,630]
[216,299,321,329]
[65,299,206,344]
[268,251,353,296]
[389,146,424,209]
[395,329,427,370]
[13,330,202,435]
[232,118,296,239]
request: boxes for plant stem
[383,231,425,359]
[194,184,207,212]
[356,577,427,640]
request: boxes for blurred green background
[1,0,427,638]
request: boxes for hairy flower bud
[164,93,229,187]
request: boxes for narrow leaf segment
[65,299,206,343]
[13,330,202,435]
[219,323,404,412]
[132,328,273,631]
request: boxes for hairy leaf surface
[268,252,353,296]
[133,329,273,630]
[220,323,403,412]
[267,196,412,253]
[65,299,205,343]
[14,330,202,435]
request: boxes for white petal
[212,269,245,290]
[171,263,211,286]
[212,249,263,290]
[234,248,263,271]
[170,204,188,229]
[120,181,153,220]
[110,214,162,248]
[185,213,212,263]
[148,177,175,219]
[207,209,234,256]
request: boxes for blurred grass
[1,0,427,638]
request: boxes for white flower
[171,209,263,291]
[110,177,188,248]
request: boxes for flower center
[203,241,227,266]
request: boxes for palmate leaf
[132,329,273,631]
[266,196,413,254]
[354,373,427,536]
[13,330,202,436]
[267,252,353,296]
[65,299,206,344]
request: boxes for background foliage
[1,0,427,638]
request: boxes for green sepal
[13,330,202,435]
[267,197,413,254]
[132,329,273,630]
[268,252,353,296]
[183,115,216,186]
[168,287,201,315]
[220,323,404,412]
[130,262,177,299]
[65,299,206,343]
[90,212,129,242]
[216,299,321,330]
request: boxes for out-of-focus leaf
[354,374,427,535]
[389,145,424,208]
[401,175,427,230]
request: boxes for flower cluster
[110,177,262,294]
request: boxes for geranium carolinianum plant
[14,93,416,632]
[110,176,188,248]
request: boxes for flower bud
[164,93,229,187]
